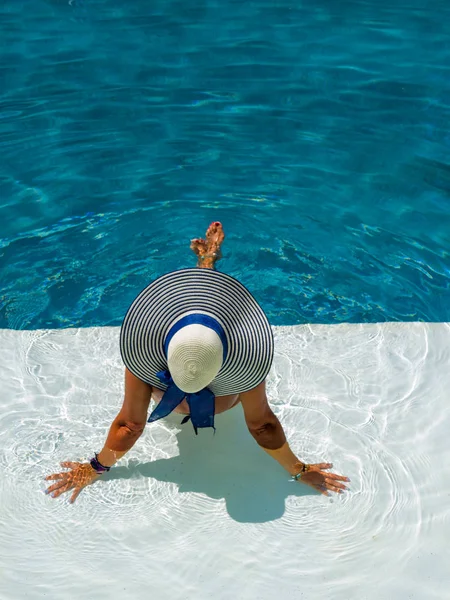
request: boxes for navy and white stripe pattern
[120,268,274,396]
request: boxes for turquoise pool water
[1,0,449,329]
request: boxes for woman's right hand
[45,461,101,503]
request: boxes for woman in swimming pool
[45,222,349,503]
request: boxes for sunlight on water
[1,0,450,328]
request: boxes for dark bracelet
[291,463,310,481]
[90,453,111,474]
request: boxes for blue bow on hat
[147,370,215,435]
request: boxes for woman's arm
[240,381,305,476]
[96,368,152,468]
[240,382,349,495]
[45,368,152,502]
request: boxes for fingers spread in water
[326,473,350,482]
[315,463,333,470]
[70,488,82,504]
[326,479,347,491]
[51,483,73,498]
[45,472,66,481]
[309,477,348,495]
[327,484,344,494]
[60,461,80,469]
[325,474,348,484]
[46,479,70,495]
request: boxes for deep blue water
[1,0,449,329]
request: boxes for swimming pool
[1,0,449,329]
[1,2,450,600]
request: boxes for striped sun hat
[119,268,274,433]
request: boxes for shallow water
[1,324,449,599]
[1,1,450,329]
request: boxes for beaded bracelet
[90,453,111,474]
[291,463,310,481]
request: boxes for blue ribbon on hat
[147,313,228,434]
[147,370,215,435]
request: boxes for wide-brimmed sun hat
[120,268,274,433]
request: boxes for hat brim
[120,268,274,396]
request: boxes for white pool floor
[1,323,449,599]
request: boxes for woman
[45,222,349,503]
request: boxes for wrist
[96,441,132,469]
[90,453,111,474]
[291,462,310,480]
[261,440,306,475]
[289,460,307,477]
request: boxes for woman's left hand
[297,463,349,496]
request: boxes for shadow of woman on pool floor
[106,404,318,523]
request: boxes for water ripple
[1,323,450,598]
